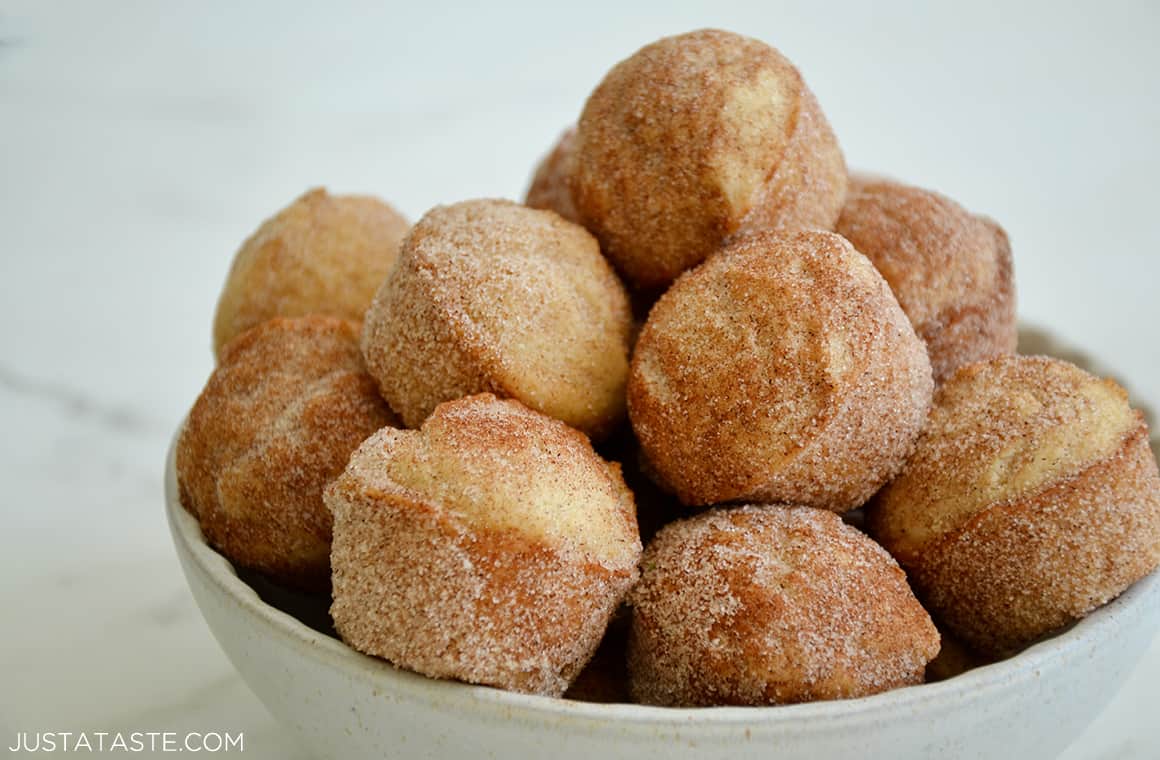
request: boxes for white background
[1,0,1157,756]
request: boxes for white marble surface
[1,1,1158,757]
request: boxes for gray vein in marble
[147,589,198,628]
[0,362,163,435]
[0,12,28,52]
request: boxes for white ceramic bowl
[166,330,1160,760]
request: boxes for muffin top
[328,394,641,570]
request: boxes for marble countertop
[2,1,1158,757]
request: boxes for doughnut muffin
[572,28,847,290]
[325,394,643,696]
[836,176,1016,381]
[177,316,397,590]
[868,355,1160,656]
[628,505,940,706]
[361,199,632,439]
[212,188,409,357]
[525,127,580,224]
[629,230,933,510]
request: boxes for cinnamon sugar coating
[177,316,398,590]
[212,188,409,358]
[563,605,631,703]
[572,29,847,290]
[325,394,642,697]
[629,230,933,510]
[628,505,939,706]
[836,176,1017,382]
[361,199,632,440]
[525,127,580,224]
[868,355,1160,656]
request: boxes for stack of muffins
[176,29,1160,706]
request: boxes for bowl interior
[166,325,1160,729]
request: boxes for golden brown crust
[525,127,580,224]
[868,355,1160,656]
[836,177,1016,382]
[212,188,409,358]
[628,230,932,510]
[326,395,642,696]
[360,199,632,439]
[627,505,940,706]
[176,316,397,590]
[572,29,846,290]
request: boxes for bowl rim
[165,425,1160,729]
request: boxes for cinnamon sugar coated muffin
[628,505,940,706]
[325,394,642,696]
[836,176,1017,381]
[525,127,580,224]
[629,230,933,510]
[177,316,398,590]
[868,355,1160,656]
[212,188,409,357]
[571,29,847,290]
[361,199,632,439]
